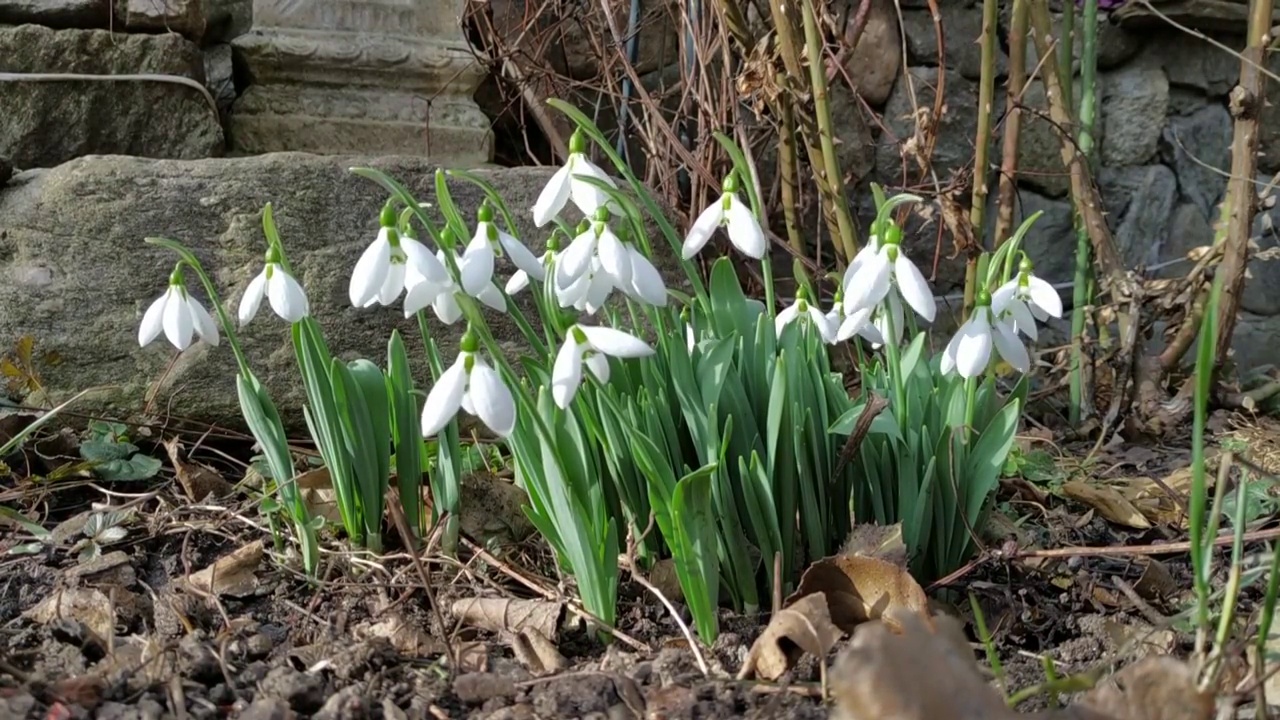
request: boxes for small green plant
[78,420,162,482]
[71,510,132,562]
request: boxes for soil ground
[2,411,1277,719]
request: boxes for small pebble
[246,633,274,658]
[454,673,517,705]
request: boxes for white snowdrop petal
[894,254,936,323]
[990,280,1018,315]
[138,292,169,347]
[807,306,836,343]
[532,163,572,227]
[162,288,194,351]
[837,307,872,342]
[433,291,463,325]
[579,325,654,358]
[349,231,391,307]
[992,319,1031,374]
[468,360,516,438]
[187,294,220,347]
[401,236,450,286]
[499,231,545,280]
[420,360,468,437]
[460,236,495,297]
[955,315,993,379]
[559,230,598,282]
[725,194,766,259]
[682,201,724,259]
[597,229,631,287]
[1007,299,1038,341]
[238,271,267,327]
[551,337,584,409]
[477,282,508,313]
[269,268,310,322]
[585,352,611,384]
[402,274,442,318]
[775,302,800,339]
[626,248,667,306]
[1026,276,1063,318]
[583,271,613,314]
[844,252,891,315]
[505,269,531,296]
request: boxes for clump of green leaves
[78,420,162,482]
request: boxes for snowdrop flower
[238,246,310,325]
[350,204,447,308]
[507,232,562,296]
[464,204,544,296]
[991,258,1063,341]
[420,329,515,438]
[841,222,936,329]
[552,324,655,409]
[138,266,219,351]
[558,209,667,307]
[556,257,615,315]
[825,292,885,346]
[775,288,835,342]
[532,130,619,226]
[940,291,1029,379]
[404,249,506,322]
[682,173,766,260]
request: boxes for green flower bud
[569,130,587,155]
[477,203,494,223]
[379,202,397,228]
[460,327,480,353]
[975,288,992,307]
[723,173,740,194]
[593,206,611,223]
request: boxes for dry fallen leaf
[1255,622,1280,707]
[357,612,443,657]
[163,437,232,502]
[649,558,684,603]
[830,612,1012,720]
[1061,480,1151,529]
[1076,655,1212,720]
[297,467,344,524]
[451,598,562,639]
[788,524,929,634]
[737,592,842,681]
[181,542,263,597]
[511,628,565,675]
[25,588,116,643]
[456,641,489,673]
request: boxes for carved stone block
[121,0,252,44]
[229,0,492,164]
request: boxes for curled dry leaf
[451,598,563,639]
[830,612,1012,720]
[511,628,565,676]
[181,542,263,598]
[24,588,117,643]
[297,467,344,524]
[1060,480,1151,529]
[1076,656,1212,720]
[356,612,443,658]
[162,437,232,502]
[737,592,842,681]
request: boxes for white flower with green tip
[990,258,1063,341]
[940,290,1029,379]
[420,329,515,438]
[682,174,766,260]
[464,204,544,296]
[532,130,620,226]
[775,288,835,343]
[841,223,936,327]
[138,267,220,351]
[551,324,655,409]
[238,246,310,326]
[350,205,446,308]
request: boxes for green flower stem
[1069,0,1099,428]
[880,306,908,433]
[963,375,979,442]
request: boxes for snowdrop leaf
[899,332,927,380]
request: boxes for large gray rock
[1099,60,1169,167]
[899,6,1004,81]
[0,0,110,28]
[1016,77,1102,199]
[1141,30,1242,97]
[1255,51,1280,174]
[1098,165,1178,268]
[1160,203,1214,278]
[1160,104,1232,220]
[1243,175,1280,316]
[0,154,685,430]
[986,189,1077,286]
[0,25,224,169]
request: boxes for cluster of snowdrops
[135,115,1060,643]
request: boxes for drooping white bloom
[682,177,766,260]
[991,262,1063,341]
[555,257,615,315]
[505,250,549,295]
[139,273,220,351]
[841,229,936,326]
[402,249,506,322]
[869,292,905,349]
[421,341,515,438]
[557,217,667,308]
[239,260,309,325]
[532,132,620,226]
[775,292,835,342]
[467,206,545,296]
[349,220,447,309]
[551,324,655,409]
[940,302,1030,379]
[826,303,884,346]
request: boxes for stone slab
[0,25,223,169]
[0,0,111,29]
[120,0,251,43]
[0,153,684,430]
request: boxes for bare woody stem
[777,79,806,255]
[965,0,1000,315]
[993,0,1030,245]
[1070,0,1100,426]
[1212,0,1274,367]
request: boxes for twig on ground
[621,514,710,677]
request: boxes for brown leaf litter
[162,437,232,502]
[179,541,263,598]
[739,524,930,681]
[830,611,1214,720]
[451,597,563,639]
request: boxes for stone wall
[0,0,493,171]
[866,9,1280,371]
